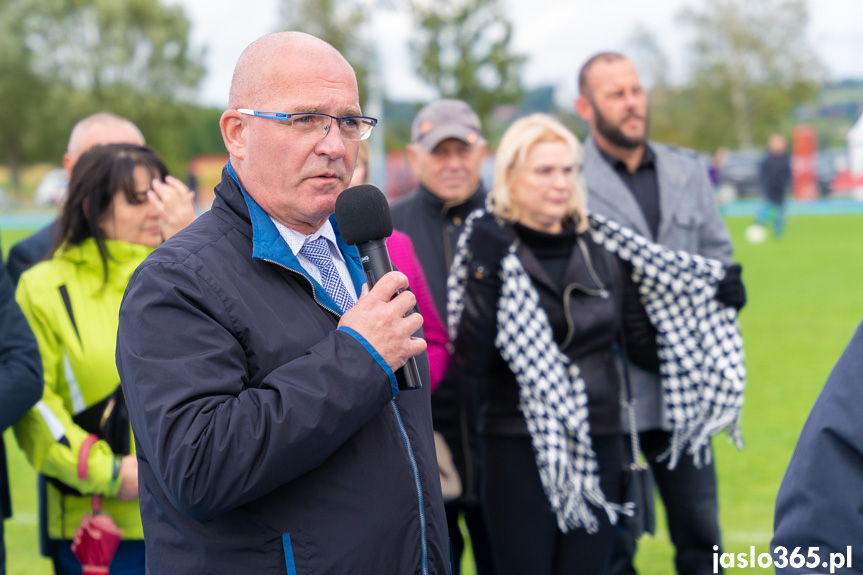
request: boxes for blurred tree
[619,0,822,153]
[677,0,822,150]
[0,0,205,192]
[277,0,371,104]
[625,24,699,149]
[23,0,203,102]
[407,0,525,128]
[0,0,51,195]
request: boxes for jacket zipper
[262,258,343,317]
[266,258,430,574]
[390,402,429,575]
[442,225,454,275]
[560,238,610,350]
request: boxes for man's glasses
[237,109,378,141]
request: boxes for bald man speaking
[116,32,448,574]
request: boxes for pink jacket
[388,230,451,392]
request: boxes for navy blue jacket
[0,239,43,573]
[759,153,792,205]
[117,166,448,575]
[772,319,863,573]
[7,222,58,286]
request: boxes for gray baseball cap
[410,99,483,151]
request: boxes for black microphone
[335,184,422,391]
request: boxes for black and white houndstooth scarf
[447,210,745,532]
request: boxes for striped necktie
[299,237,355,313]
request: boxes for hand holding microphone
[335,185,424,391]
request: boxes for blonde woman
[449,114,656,574]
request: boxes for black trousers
[482,434,625,575]
[609,429,722,575]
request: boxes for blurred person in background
[575,51,746,575]
[754,133,792,239]
[0,242,44,575]
[13,143,195,575]
[7,113,167,574]
[7,113,147,285]
[708,148,727,189]
[391,99,495,575]
[350,141,451,391]
[448,114,659,575]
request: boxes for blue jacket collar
[226,163,365,314]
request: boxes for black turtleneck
[513,223,577,291]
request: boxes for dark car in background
[718,150,762,199]
[816,147,849,196]
[717,148,849,200]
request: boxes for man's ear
[406,143,419,174]
[575,95,593,124]
[62,153,75,176]
[220,110,247,160]
[475,139,488,158]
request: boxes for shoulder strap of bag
[77,434,99,480]
[619,339,647,470]
[616,294,647,470]
[77,433,104,513]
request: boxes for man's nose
[316,119,346,158]
[623,91,642,111]
[443,152,463,169]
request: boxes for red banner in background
[792,124,818,201]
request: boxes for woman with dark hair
[13,143,195,575]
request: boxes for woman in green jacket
[14,143,195,575]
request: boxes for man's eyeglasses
[237,109,378,141]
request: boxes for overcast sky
[166,0,863,109]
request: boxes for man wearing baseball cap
[391,99,494,575]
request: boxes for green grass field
[633,214,863,575]
[3,213,863,575]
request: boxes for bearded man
[576,52,746,575]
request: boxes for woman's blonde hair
[357,139,370,171]
[491,114,588,232]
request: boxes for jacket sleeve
[0,254,42,431]
[772,320,863,572]
[451,254,503,379]
[117,258,397,522]
[389,233,451,392]
[6,240,35,288]
[13,274,123,496]
[7,224,56,287]
[694,164,734,265]
[618,260,659,372]
[422,294,452,393]
[782,157,793,189]
[450,215,517,378]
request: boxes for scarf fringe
[495,252,620,533]
[588,213,746,471]
[447,209,746,532]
